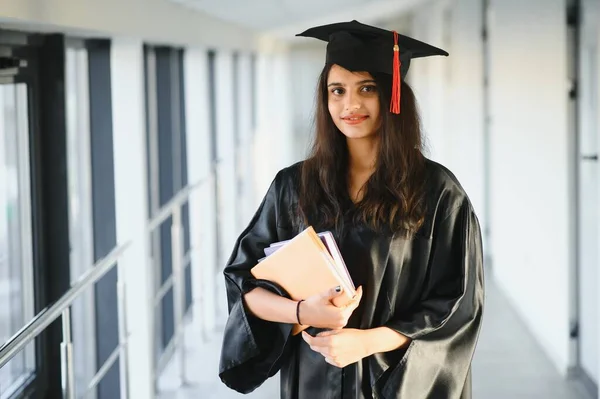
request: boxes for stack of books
[251,226,355,334]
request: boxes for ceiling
[173,0,425,36]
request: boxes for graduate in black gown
[219,20,484,399]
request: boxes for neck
[346,136,379,203]
[346,136,378,175]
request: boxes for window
[0,82,35,399]
[144,44,192,372]
[65,44,97,399]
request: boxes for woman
[219,20,484,399]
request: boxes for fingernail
[335,286,341,292]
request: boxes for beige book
[251,226,355,335]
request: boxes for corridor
[158,278,593,399]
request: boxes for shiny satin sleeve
[382,202,484,399]
[218,172,294,394]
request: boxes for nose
[344,90,361,112]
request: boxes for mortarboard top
[296,20,449,114]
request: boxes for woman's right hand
[298,286,363,330]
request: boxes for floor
[157,278,595,399]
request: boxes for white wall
[406,0,585,379]
[0,0,256,50]
[110,38,154,399]
[441,0,485,232]
[252,37,296,203]
[289,43,327,160]
[488,0,571,374]
[407,2,449,165]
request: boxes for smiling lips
[341,115,369,125]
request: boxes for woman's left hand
[301,329,370,368]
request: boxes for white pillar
[253,51,275,202]
[253,37,295,202]
[110,38,154,399]
[215,50,237,325]
[236,53,256,228]
[271,52,295,170]
[183,48,218,336]
[444,0,485,228]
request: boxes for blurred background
[0,0,598,398]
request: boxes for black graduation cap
[296,20,449,114]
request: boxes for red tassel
[390,31,401,114]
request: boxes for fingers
[349,295,361,309]
[302,331,335,357]
[317,330,339,337]
[302,332,345,368]
[302,331,323,347]
[343,290,362,312]
[354,285,363,297]
[328,286,363,328]
[302,331,318,346]
[352,286,363,302]
[322,285,344,300]
[302,331,333,348]
[312,285,363,329]
[342,286,362,308]
[302,331,323,351]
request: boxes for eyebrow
[327,79,377,87]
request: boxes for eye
[361,85,378,93]
[330,87,345,96]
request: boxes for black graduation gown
[219,159,484,399]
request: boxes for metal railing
[0,177,206,398]
[150,180,206,387]
[0,242,131,398]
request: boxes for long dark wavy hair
[298,64,427,236]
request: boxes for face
[327,64,381,140]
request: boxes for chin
[341,132,374,140]
[337,125,378,140]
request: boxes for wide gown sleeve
[380,202,484,399]
[218,172,294,394]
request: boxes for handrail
[0,177,205,364]
[0,241,131,369]
[147,178,205,232]
[0,177,209,399]
[148,177,209,385]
